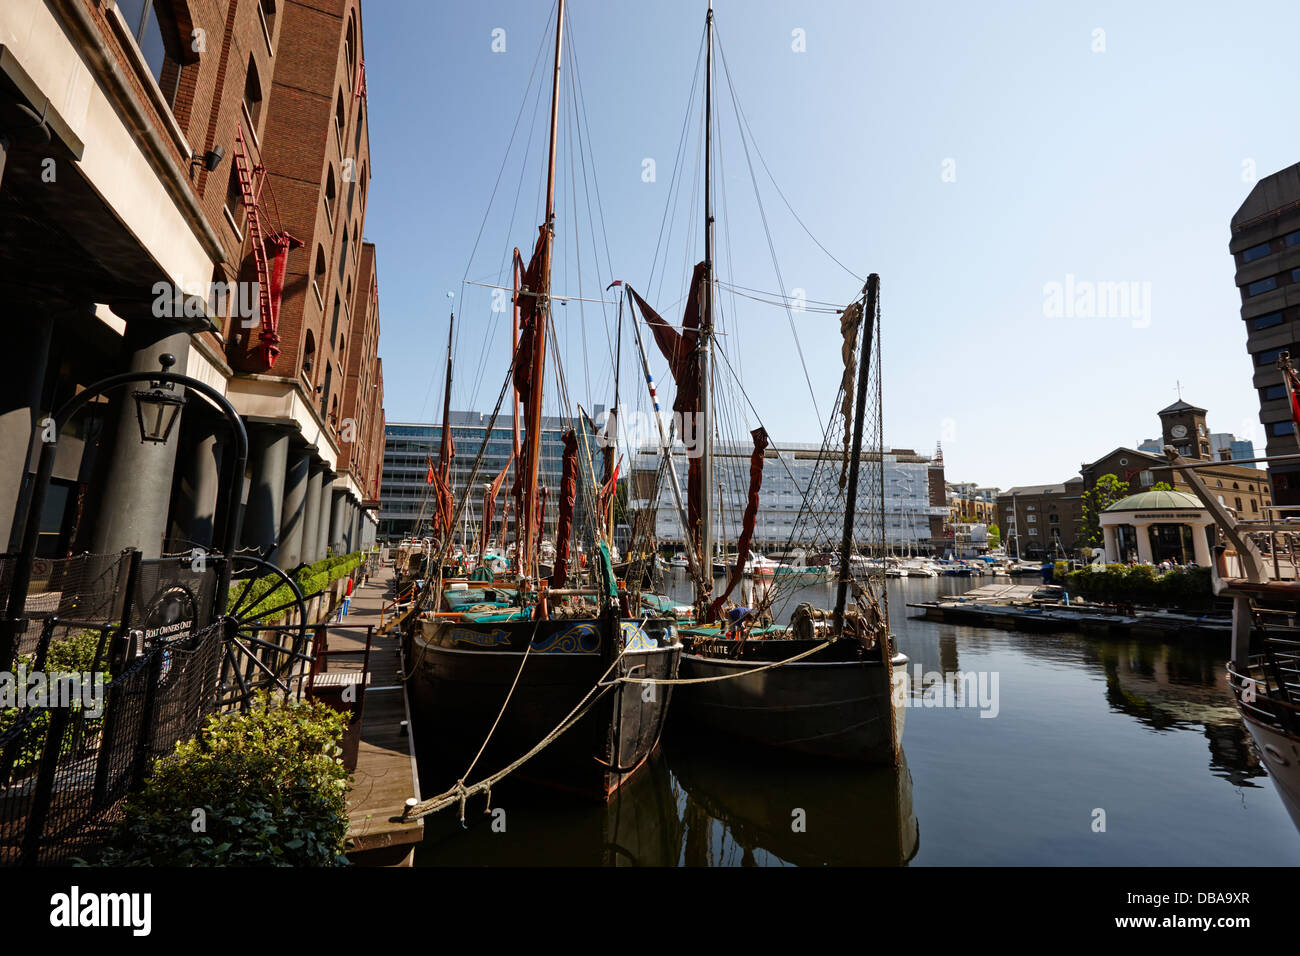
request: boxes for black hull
[408,616,681,801]
[673,642,906,763]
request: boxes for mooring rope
[401,649,629,824]
[611,639,833,685]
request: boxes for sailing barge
[405,0,680,802]
[617,3,905,765]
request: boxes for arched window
[313,245,327,295]
[244,56,263,127]
[345,14,358,83]
[302,329,316,375]
[335,89,346,141]
[320,364,333,417]
[259,0,277,41]
[324,166,337,225]
[330,293,341,347]
[351,223,359,262]
[225,166,244,227]
[338,228,349,280]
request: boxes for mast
[439,312,454,544]
[698,0,715,607]
[522,0,565,584]
[834,274,879,635]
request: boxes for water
[413,573,1300,865]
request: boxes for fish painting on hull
[532,622,602,654]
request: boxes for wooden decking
[324,565,423,866]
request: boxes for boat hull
[673,643,906,763]
[1238,709,1300,832]
[408,615,682,801]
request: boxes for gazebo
[1100,489,1214,566]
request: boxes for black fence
[0,620,225,865]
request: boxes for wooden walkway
[323,565,423,866]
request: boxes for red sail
[550,430,579,587]
[627,261,706,415]
[480,453,514,558]
[426,454,435,485]
[628,261,709,554]
[709,427,769,622]
[512,226,550,400]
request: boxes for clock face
[1171,424,1188,438]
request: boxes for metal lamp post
[2,353,249,666]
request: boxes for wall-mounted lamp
[190,145,226,173]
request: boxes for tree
[987,523,1001,548]
[1081,473,1130,549]
[1152,480,1174,491]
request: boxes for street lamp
[131,353,186,444]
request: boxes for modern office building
[379,412,583,543]
[628,441,948,553]
[1209,432,1256,466]
[1231,161,1300,503]
[0,0,384,566]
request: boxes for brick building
[0,0,384,567]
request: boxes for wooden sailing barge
[618,3,905,765]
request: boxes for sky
[360,0,1300,490]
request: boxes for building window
[321,364,332,417]
[1270,421,1296,437]
[1263,384,1287,400]
[1242,241,1272,262]
[1287,230,1300,247]
[117,0,182,107]
[1247,276,1278,297]
[324,166,337,226]
[1253,311,1285,331]
[1252,500,1259,512]
[244,57,263,127]
[302,330,316,375]
[1255,347,1286,367]
[335,90,347,145]
[339,229,349,280]
[313,246,327,299]
[225,166,245,228]
[330,293,341,347]
[259,0,277,43]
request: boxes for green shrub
[227,551,364,624]
[1061,564,1212,609]
[96,696,351,866]
[0,629,112,777]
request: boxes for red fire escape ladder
[354,59,367,99]
[232,124,301,369]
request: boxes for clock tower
[1158,399,1210,460]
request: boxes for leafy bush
[227,551,364,624]
[1061,564,1212,609]
[0,629,112,777]
[96,696,351,866]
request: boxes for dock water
[321,564,424,866]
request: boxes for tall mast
[834,275,879,635]
[523,0,565,583]
[698,0,715,605]
[439,311,454,544]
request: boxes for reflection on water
[414,574,1300,865]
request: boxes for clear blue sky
[361,0,1300,490]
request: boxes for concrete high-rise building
[1231,162,1300,502]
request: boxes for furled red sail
[481,453,514,559]
[709,427,769,622]
[512,226,550,401]
[628,261,708,553]
[597,455,621,525]
[550,431,579,587]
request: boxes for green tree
[1152,480,1173,491]
[986,523,1001,548]
[1081,473,1130,549]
